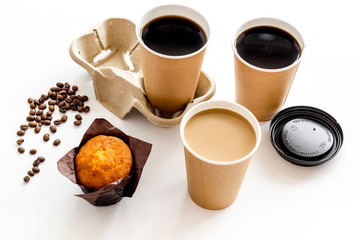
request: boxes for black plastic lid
[269,106,343,166]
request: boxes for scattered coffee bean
[39,103,46,110]
[43,133,50,142]
[17,130,25,136]
[30,103,36,109]
[84,106,90,112]
[27,170,35,177]
[41,94,48,100]
[28,121,37,128]
[53,139,61,146]
[75,114,82,120]
[42,120,51,126]
[50,125,57,133]
[17,138,24,145]
[23,176,30,183]
[37,156,45,162]
[54,119,62,125]
[20,124,28,131]
[34,125,41,133]
[18,147,25,153]
[56,82,64,88]
[35,116,41,122]
[41,114,47,120]
[32,167,40,173]
[46,111,52,116]
[36,110,43,116]
[29,149,37,155]
[33,159,41,167]
[61,115,68,122]
[49,105,55,111]
[27,116,35,121]
[74,120,82,126]
[29,109,36,115]
[27,97,34,103]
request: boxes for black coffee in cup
[235,26,301,69]
[141,16,207,56]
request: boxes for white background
[1,0,359,239]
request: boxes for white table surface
[2,0,359,239]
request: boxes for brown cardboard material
[69,18,215,128]
[232,18,305,122]
[180,101,261,210]
[137,5,211,113]
[57,118,152,206]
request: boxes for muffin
[75,135,133,190]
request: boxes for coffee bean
[49,105,55,112]
[20,124,28,131]
[56,82,64,88]
[34,99,40,105]
[29,109,36,115]
[54,119,62,125]
[58,101,65,107]
[33,159,40,167]
[51,86,61,92]
[55,99,60,105]
[32,167,40,173]
[77,106,83,112]
[65,97,72,103]
[50,125,57,133]
[41,114,47,120]
[41,94,48,100]
[84,106,90,112]
[57,95,64,101]
[18,147,25,153]
[35,116,41,122]
[30,103,36,109]
[37,156,45,162]
[61,115,68,122]
[43,133,50,142]
[27,97,34,103]
[39,103,46,110]
[46,116,53,121]
[53,139,61,146]
[68,89,75,95]
[27,170,35,177]
[72,85,78,91]
[48,100,55,105]
[36,110,43,116]
[42,120,51,126]
[38,98,44,104]
[27,116,35,121]
[34,125,41,133]
[46,111,52,116]
[23,176,30,183]
[65,82,70,88]
[17,138,24,145]
[59,90,67,95]
[17,130,25,136]
[29,149,37,155]
[28,121,37,128]
[59,108,67,113]
[74,120,82,126]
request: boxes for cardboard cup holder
[69,18,216,127]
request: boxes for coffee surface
[235,26,301,69]
[184,108,256,162]
[141,16,206,56]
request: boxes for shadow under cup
[136,5,210,113]
[232,18,305,122]
[180,101,261,210]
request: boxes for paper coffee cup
[232,18,305,121]
[180,101,261,210]
[136,5,210,113]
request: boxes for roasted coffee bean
[65,97,72,103]
[38,122,43,127]
[36,110,43,116]
[82,95,89,101]
[65,102,70,110]
[37,156,45,162]
[43,133,50,142]
[27,116,35,121]
[71,106,78,111]
[30,103,36,109]
[48,100,55,105]
[34,125,41,133]
[57,95,64,101]
[17,138,24,145]
[59,90,67,95]
[55,99,60,105]
[49,105,55,112]
[78,101,84,107]
[42,120,51,126]
[18,147,25,153]
[20,124,29,131]
[29,109,36,115]
[17,130,25,136]
[77,106,83,112]
[58,101,65,107]
[46,111,52,116]
[50,86,61,92]
[23,176,30,182]
[46,116,53,121]
[61,115,68,122]
[28,121,37,128]
[27,170,35,177]
[29,149,37,155]
[56,82,64,88]
[38,98,44,104]
[74,120,82,126]
[27,97,34,103]
[41,114,47,120]
[53,139,61,146]
[39,103,46,110]
[41,94,48,100]
[64,82,70,88]
[59,108,67,113]
[54,119,62,125]
[35,116,41,122]
[67,89,75,95]
[32,167,40,173]
[72,85,78,91]
[34,99,40,105]
[50,125,57,133]
[75,114,82,120]
[84,106,90,112]
[33,159,40,167]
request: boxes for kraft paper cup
[137,4,210,113]
[180,101,261,210]
[232,18,305,122]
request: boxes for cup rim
[180,100,262,166]
[136,4,210,60]
[232,17,305,73]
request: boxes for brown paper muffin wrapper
[57,118,152,206]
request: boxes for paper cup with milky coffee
[232,18,305,121]
[180,101,261,210]
[136,5,210,113]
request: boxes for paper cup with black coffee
[136,5,210,113]
[232,18,305,121]
[180,101,261,210]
